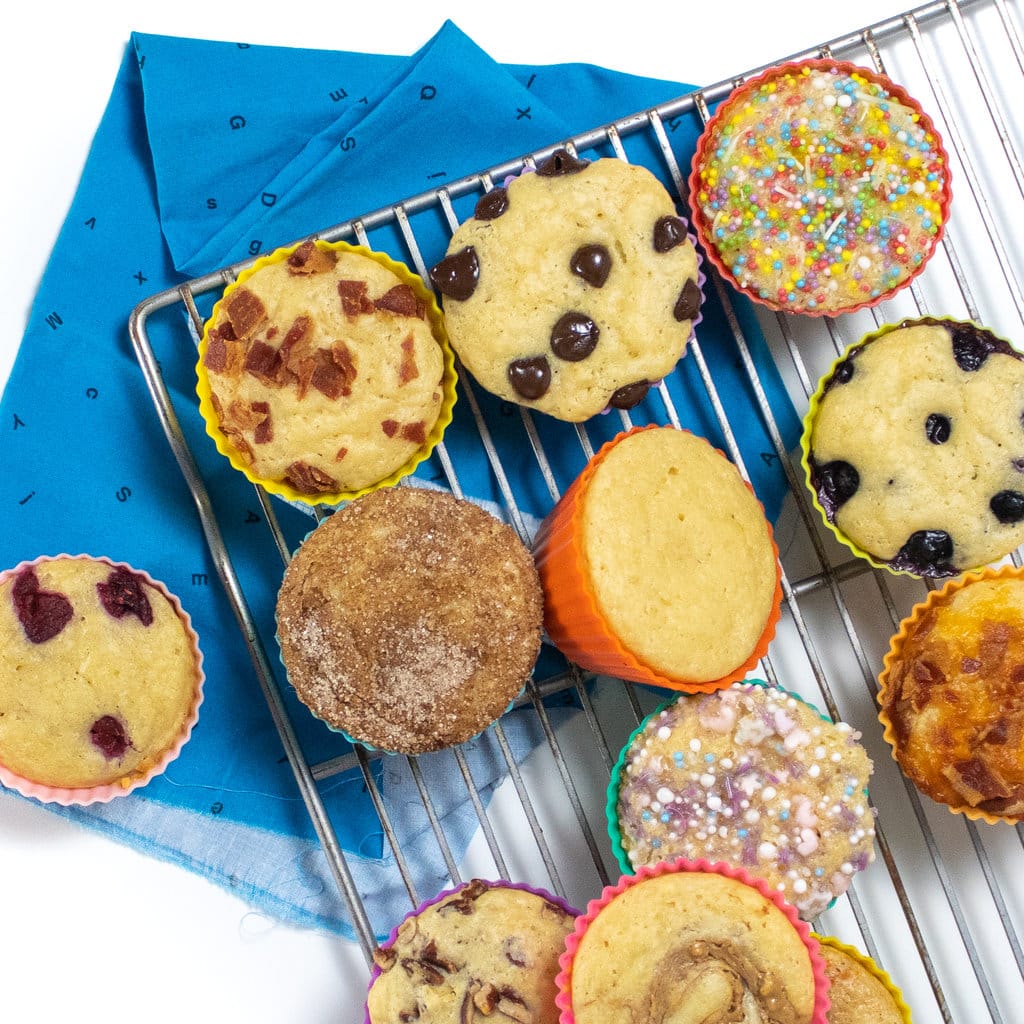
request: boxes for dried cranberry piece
[991,490,1024,524]
[97,568,154,626]
[11,567,74,644]
[90,715,131,761]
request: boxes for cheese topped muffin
[198,239,454,504]
[430,150,701,422]
[0,555,203,801]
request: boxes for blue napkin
[0,22,802,941]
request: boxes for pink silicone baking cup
[0,554,205,806]
[813,933,913,1023]
[687,58,952,318]
[532,425,782,692]
[555,858,830,1024]
[364,878,580,1024]
[878,564,1024,825]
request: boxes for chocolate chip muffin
[275,486,544,754]
[365,879,577,1024]
[429,150,701,422]
[803,317,1024,577]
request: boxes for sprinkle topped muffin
[430,150,701,421]
[197,239,455,504]
[610,682,876,918]
[689,60,950,315]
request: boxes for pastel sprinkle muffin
[365,879,577,1024]
[533,425,781,692]
[276,486,544,754]
[689,59,950,315]
[197,238,455,504]
[815,936,910,1024]
[557,860,830,1024]
[802,317,1024,578]
[0,555,204,803]
[430,149,701,421]
[878,566,1024,822]
[610,682,876,918]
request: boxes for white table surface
[0,2,940,1021]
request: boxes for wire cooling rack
[129,1,1024,1020]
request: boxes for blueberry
[894,529,955,575]
[90,715,131,760]
[833,358,855,384]
[991,490,1024,524]
[952,326,993,372]
[925,413,951,444]
[817,460,860,513]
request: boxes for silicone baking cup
[813,934,913,1023]
[0,554,205,806]
[555,858,831,1024]
[605,680,874,918]
[196,238,457,507]
[878,565,1024,825]
[364,878,580,1024]
[688,58,951,317]
[532,425,782,692]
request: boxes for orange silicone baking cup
[877,564,1024,825]
[195,238,457,507]
[812,934,913,1023]
[687,58,952,318]
[555,858,831,1024]
[0,554,205,806]
[532,425,782,693]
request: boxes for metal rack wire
[128,1,1024,1020]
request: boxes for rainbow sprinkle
[694,63,948,314]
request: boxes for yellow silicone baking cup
[878,564,1024,825]
[812,934,913,1023]
[195,238,457,507]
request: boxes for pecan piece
[284,460,338,495]
[372,945,397,972]
[287,240,337,275]
[399,958,445,986]
[495,993,531,1023]
[473,982,499,1015]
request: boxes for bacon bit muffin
[197,239,455,505]
[275,487,544,754]
[0,555,204,804]
[689,59,950,316]
[365,880,577,1024]
[429,150,701,422]
[879,566,1024,823]
[609,682,876,919]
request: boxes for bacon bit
[310,351,348,400]
[266,326,279,340]
[943,757,1012,805]
[285,460,338,494]
[204,335,229,372]
[227,399,265,430]
[224,287,267,340]
[244,340,283,386]
[335,447,348,462]
[252,401,273,444]
[279,316,312,363]
[381,419,399,438]
[330,340,358,393]
[375,284,424,318]
[398,334,419,385]
[401,421,427,445]
[215,320,238,342]
[287,240,337,275]
[338,279,375,318]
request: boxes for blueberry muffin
[802,318,1024,577]
[197,239,455,504]
[429,150,701,422]
[365,879,576,1024]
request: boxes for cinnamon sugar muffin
[275,486,543,754]
[197,239,455,504]
[366,879,576,1024]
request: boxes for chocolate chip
[653,215,687,253]
[429,246,480,301]
[991,490,1024,524]
[90,715,131,760]
[925,413,951,444]
[609,381,651,409]
[893,529,955,575]
[673,279,701,321]
[507,356,551,400]
[535,148,589,176]
[474,187,509,220]
[550,311,599,361]
[952,325,994,372]
[817,460,860,512]
[11,567,74,645]
[833,358,855,385]
[570,244,611,288]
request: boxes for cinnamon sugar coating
[275,487,543,753]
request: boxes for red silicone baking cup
[0,554,205,806]
[555,858,830,1024]
[532,425,782,692]
[364,878,580,1024]
[687,59,952,318]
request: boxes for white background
[0,2,945,1022]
